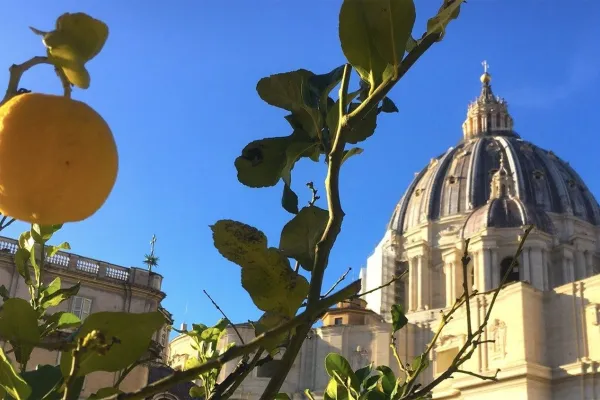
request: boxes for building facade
[0,234,173,398]
[168,69,600,399]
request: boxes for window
[257,359,283,378]
[71,296,92,320]
[334,317,343,326]
[500,257,520,284]
[436,347,459,375]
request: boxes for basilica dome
[388,69,600,236]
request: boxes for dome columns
[442,248,466,307]
[406,245,431,312]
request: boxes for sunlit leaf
[325,353,359,391]
[0,348,30,400]
[241,248,309,315]
[211,220,268,268]
[279,206,329,271]
[391,304,408,334]
[0,298,40,365]
[59,311,165,377]
[341,147,364,166]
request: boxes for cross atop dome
[462,61,514,140]
[481,60,492,84]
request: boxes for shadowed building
[0,235,173,398]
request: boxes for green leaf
[234,130,318,193]
[14,249,32,286]
[88,387,122,399]
[13,365,83,400]
[47,44,91,89]
[275,393,292,400]
[325,353,359,391]
[37,13,109,89]
[375,365,396,395]
[0,298,40,365]
[31,224,63,244]
[211,220,308,316]
[211,220,268,269]
[189,385,205,398]
[41,312,81,335]
[411,353,429,374]
[364,374,380,391]
[345,102,377,144]
[391,304,408,334]
[279,206,329,271]
[0,348,30,400]
[339,0,415,89]
[254,311,292,352]
[380,97,399,113]
[426,0,464,41]
[256,69,322,138]
[234,136,290,188]
[0,285,9,301]
[18,231,35,252]
[281,184,299,215]
[363,391,387,400]
[40,280,81,309]
[324,377,347,400]
[308,65,345,110]
[46,242,71,258]
[59,311,165,377]
[355,363,373,384]
[242,248,309,315]
[342,148,364,166]
[406,36,418,52]
[47,13,108,61]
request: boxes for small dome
[462,197,555,238]
[480,72,492,84]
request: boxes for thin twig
[353,270,406,299]
[306,182,320,206]
[203,290,245,345]
[1,56,72,106]
[456,368,500,381]
[213,349,265,400]
[461,239,473,339]
[54,66,72,98]
[108,280,361,400]
[321,267,351,298]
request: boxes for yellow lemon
[0,93,118,224]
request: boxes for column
[491,250,499,288]
[529,248,544,290]
[483,249,492,291]
[574,251,586,280]
[541,249,549,290]
[444,263,454,307]
[408,258,417,312]
[566,256,575,283]
[417,256,429,310]
[585,251,594,277]
[521,247,531,283]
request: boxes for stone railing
[0,236,162,291]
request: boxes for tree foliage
[0,1,532,400]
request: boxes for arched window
[500,257,520,284]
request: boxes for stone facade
[167,67,600,399]
[0,235,172,398]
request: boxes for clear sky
[1,1,598,333]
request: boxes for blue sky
[1,1,598,332]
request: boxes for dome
[388,66,600,235]
[462,197,555,238]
